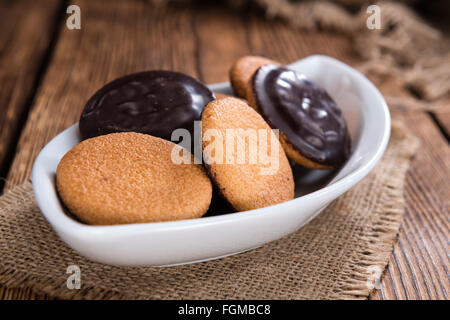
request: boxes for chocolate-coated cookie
[79,70,215,141]
[248,65,351,169]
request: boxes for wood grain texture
[432,109,450,140]
[0,0,448,300]
[369,109,449,300]
[0,0,63,300]
[0,0,61,184]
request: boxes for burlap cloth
[0,120,419,299]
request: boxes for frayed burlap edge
[0,120,419,300]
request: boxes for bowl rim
[31,55,391,236]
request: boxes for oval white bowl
[31,55,390,266]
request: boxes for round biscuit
[201,97,294,211]
[56,132,213,225]
[229,56,280,100]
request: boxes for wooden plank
[247,8,357,66]
[192,6,250,84]
[193,5,358,82]
[369,108,450,300]
[0,0,62,301]
[0,0,61,187]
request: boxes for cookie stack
[57,57,350,225]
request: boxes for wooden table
[0,0,448,300]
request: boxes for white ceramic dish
[32,55,390,266]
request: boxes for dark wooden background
[0,0,448,299]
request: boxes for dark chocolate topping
[79,70,215,141]
[253,65,351,166]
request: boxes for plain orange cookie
[229,55,280,100]
[201,97,294,211]
[56,132,212,225]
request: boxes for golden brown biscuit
[56,132,212,225]
[229,56,280,100]
[201,97,294,211]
